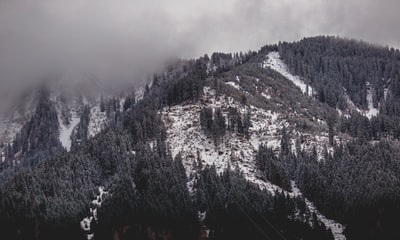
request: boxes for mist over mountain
[0,35,400,240]
[1,1,400,240]
[0,0,399,93]
[1,0,399,119]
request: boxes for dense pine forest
[1,36,400,240]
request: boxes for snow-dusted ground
[291,182,346,240]
[263,52,314,96]
[341,91,361,117]
[384,87,389,100]
[58,110,80,151]
[57,95,110,149]
[263,52,379,120]
[0,120,24,146]
[161,86,331,174]
[261,92,272,99]
[338,85,379,120]
[364,82,378,118]
[162,87,285,176]
[225,81,241,90]
[135,87,145,102]
[0,110,34,164]
[81,187,108,240]
[0,109,33,148]
[0,91,37,148]
[88,105,108,138]
[161,86,345,239]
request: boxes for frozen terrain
[88,105,108,137]
[364,82,378,118]
[263,52,314,96]
[81,186,108,240]
[58,110,80,151]
[225,81,241,90]
[161,86,345,239]
[291,182,346,240]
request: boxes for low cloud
[0,0,398,95]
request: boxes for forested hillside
[0,36,400,240]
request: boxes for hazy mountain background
[0,0,399,100]
[1,1,400,240]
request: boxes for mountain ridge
[1,36,400,240]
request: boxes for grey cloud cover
[0,0,399,91]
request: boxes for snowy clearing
[161,86,345,239]
[162,87,285,177]
[263,52,314,96]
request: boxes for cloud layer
[0,0,399,92]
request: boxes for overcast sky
[0,0,399,93]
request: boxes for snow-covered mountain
[0,75,137,167]
[2,36,400,240]
[161,65,346,240]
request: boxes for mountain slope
[161,68,346,239]
[1,36,400,240]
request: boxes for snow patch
[225,81,240,90]
[341,85,379,119]
[198,211,206,222]
[81,186,109,240]
[162,86,344,239]
[263,52,314,96]
[344,95,359,112]
[343,91,361,115]
[261,92,271,99]
[162,87,285,178]
[135,87,145,101]
[291,182,346,240]
[364,82,378,119]
[58,110,80,151]
[88,105,108,138]
[384,87,389,100]
[0,115,29,147]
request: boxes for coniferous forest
[1,36,400,240]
